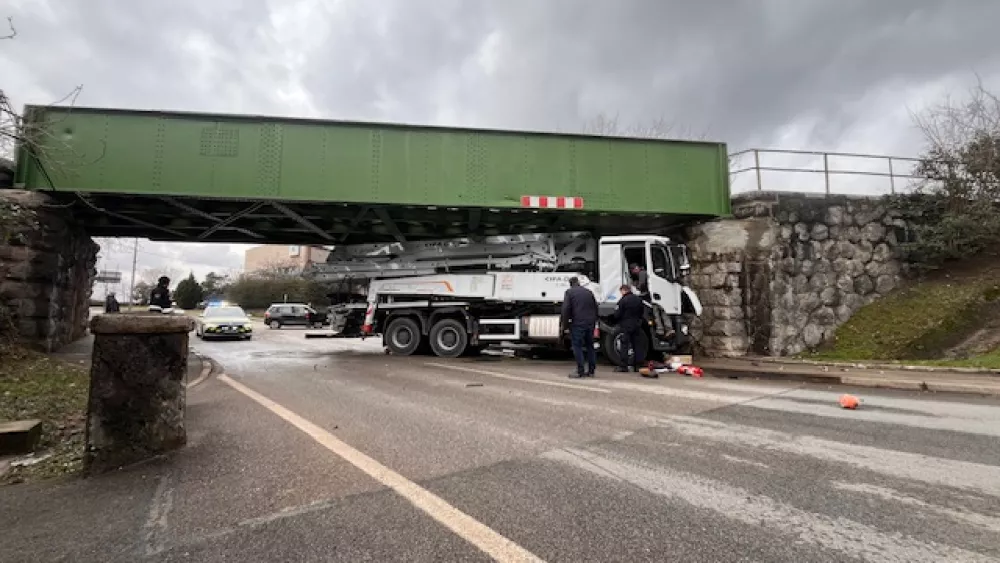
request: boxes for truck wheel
[601,328,650,367]
[429,319,468,358]
[386,318,422,356]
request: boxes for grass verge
[811,259,1000,365]
[908,347,1000,370]
[0,347,88,485]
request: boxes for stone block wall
[0,190,99,352]
[685,218,777,356]
[686,192,911,357]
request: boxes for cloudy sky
[3,0,999,293]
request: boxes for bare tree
[248,260,301,279]
[914,77,1000,158]
[892,77,1000,267]
[579,112,710,141]
[138,266,184,287]
[1,16,84,167]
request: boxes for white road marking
[426,363,612,394]
[545,447,993,563]
[141,474,175,556]
[831,481,1000,533]
[719,454,770,469]
[657,416,1000,498]
[747,396,1000,437]
[776,388,1000,421]
[591,379,763,403]
[218,374,545,563]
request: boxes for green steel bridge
[11,106,731,244]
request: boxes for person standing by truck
[561,276,598,378]
[613,283,645,372]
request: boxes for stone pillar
[0,190,99,351]
[686,217,778,357]
[85,314,195,473]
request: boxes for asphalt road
[180,321,1000,562]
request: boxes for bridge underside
[59,192,708,244]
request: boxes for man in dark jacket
[629,263,649,296]
[149,276,172,310]
[561,277,599,378]
[613,284,646,372]
[629,263,652,322]
[104,292,120,313]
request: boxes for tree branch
[1,16,15,40]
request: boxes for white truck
[306,232,702,365]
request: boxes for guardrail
[729,148,929,196]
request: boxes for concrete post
[85,314,195,473]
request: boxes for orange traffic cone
[839,394,860,409]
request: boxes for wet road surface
[180,322,1000,562]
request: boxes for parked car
[195,306,253,340]
[264,303,328,329]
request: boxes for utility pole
[128,238,139,311]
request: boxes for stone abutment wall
[687,192,911,357]
[0,190,99,352]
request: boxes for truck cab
[594,235,702,363]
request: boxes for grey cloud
[457,0,1000,149]
[299,0,499,121]
[6,0,998,150]
[94,239,249,286]
[4,0,1000,273]
[4,0,278,113]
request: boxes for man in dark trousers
[613,283,645,372]
[560,276,598,378]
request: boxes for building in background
[243,245,331,274]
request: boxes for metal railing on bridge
[728,148,931,196]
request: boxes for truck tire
[386,318,422,356]
[429,318,468,358]
[601,328,649,367]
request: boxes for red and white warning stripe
[520,195,584,209]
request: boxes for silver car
[195,306,253,340]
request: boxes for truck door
[598,242,625,303]
[646,243,682,315]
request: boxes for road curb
[186,353,214,389]
[739,357,1000,376]
[705,367,1000,397]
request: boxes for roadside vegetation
[0,347,88,484]
[814,80,1000,369]
[812,259,1000,367]
[224,265,330,310]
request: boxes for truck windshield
[650,244,675,280]
[669,244,691,272]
